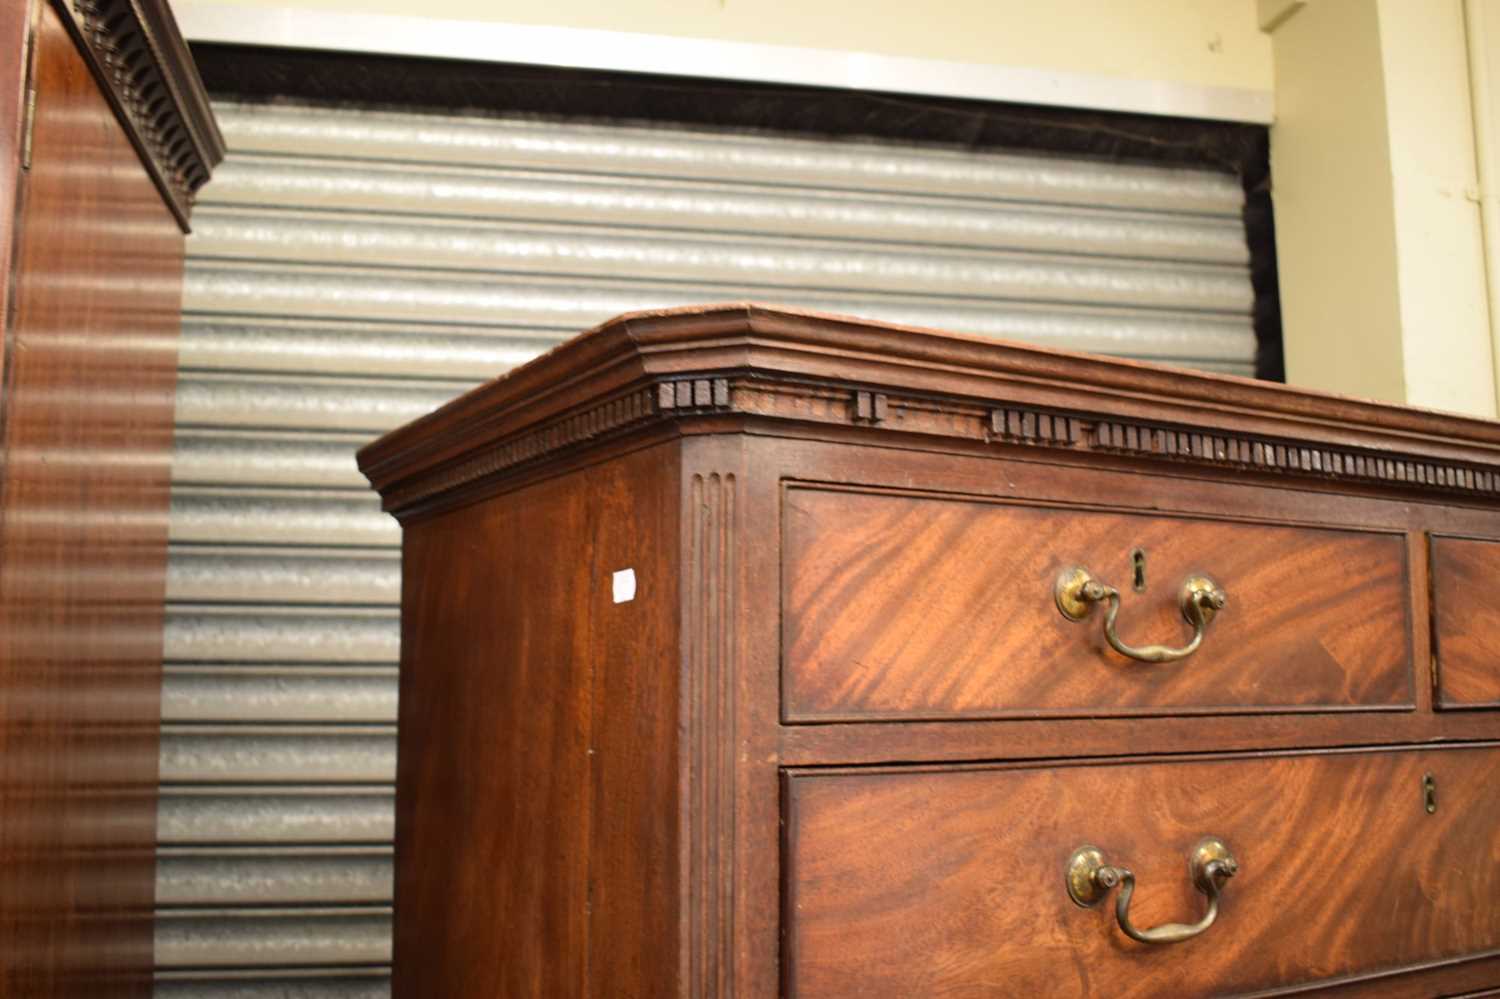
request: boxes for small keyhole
[1423,773,1437,814]
[1130,549,1147,592]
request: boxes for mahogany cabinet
[0,1,220,994]
[360,304,1500,997]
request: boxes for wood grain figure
[0,2,219,993]
[1431,535,1500,708]
[785,746,1500,997]
[783,486,1411,720]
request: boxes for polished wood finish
[0,1,217,993]
[1431,535,1500,709]
[362,304,1500,997]
[46,0,223,228]
[785,745,1500,997]
[362,305,1500,520]
[392,444,684,997]
[783,485,1410,720]
[0,1,29,371]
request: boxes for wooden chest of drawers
[360,304,1500,997]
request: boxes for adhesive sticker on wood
[612,568,636,604]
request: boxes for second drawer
[784,744,1500,997]
[781,485,1412,721]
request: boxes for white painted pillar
[1263,0,1496,417]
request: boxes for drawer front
[784,746,1500,998]
[782,485,1411,720]
[1432,535,1500,709]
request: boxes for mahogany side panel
[392,444,683,998]
[785,745,1500,998]
[1430,534,1500,708]
[588,445,684,999]
[783,485,1411,720]
[0,4,184,995]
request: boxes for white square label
[612,568,636,604]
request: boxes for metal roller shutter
[159,99,1256,996]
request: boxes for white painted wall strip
[173,4,1274,124]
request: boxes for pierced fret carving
[380,384,663,513]
[991,407,1082,447]
[853,391,888,425]
[376,374,1500,517]
[1088,419,1500,497]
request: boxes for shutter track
[160,99,1256,996]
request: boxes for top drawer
[1431,535,1500,709]
[781,484,1412,722]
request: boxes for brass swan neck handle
[1066,838,1238,945]
[1055,567,1226,663]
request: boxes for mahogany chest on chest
[360,304,1500,997]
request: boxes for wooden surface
[0,2,195,994]
[363,304,1500,997]
[392,443,683,998]
[1431,535,1500,708]
[359,304,1500,521]
[785,745,1500,997]
[783,485,1411,720]
[0,0,29,380]
[44,0,223,230]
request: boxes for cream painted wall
[1384,0,1494,415]
[176,0,1273,92]
[1466,0,1500,415]
[1268,0,1407,405]
[1267,0,1498,417]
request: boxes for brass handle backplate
[1066,838,1238,945]
[1055,566,1226,663]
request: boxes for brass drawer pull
[1055,567,1226,663]
[1066,838,1238,945]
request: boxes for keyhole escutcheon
[1130,549,1147,593]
